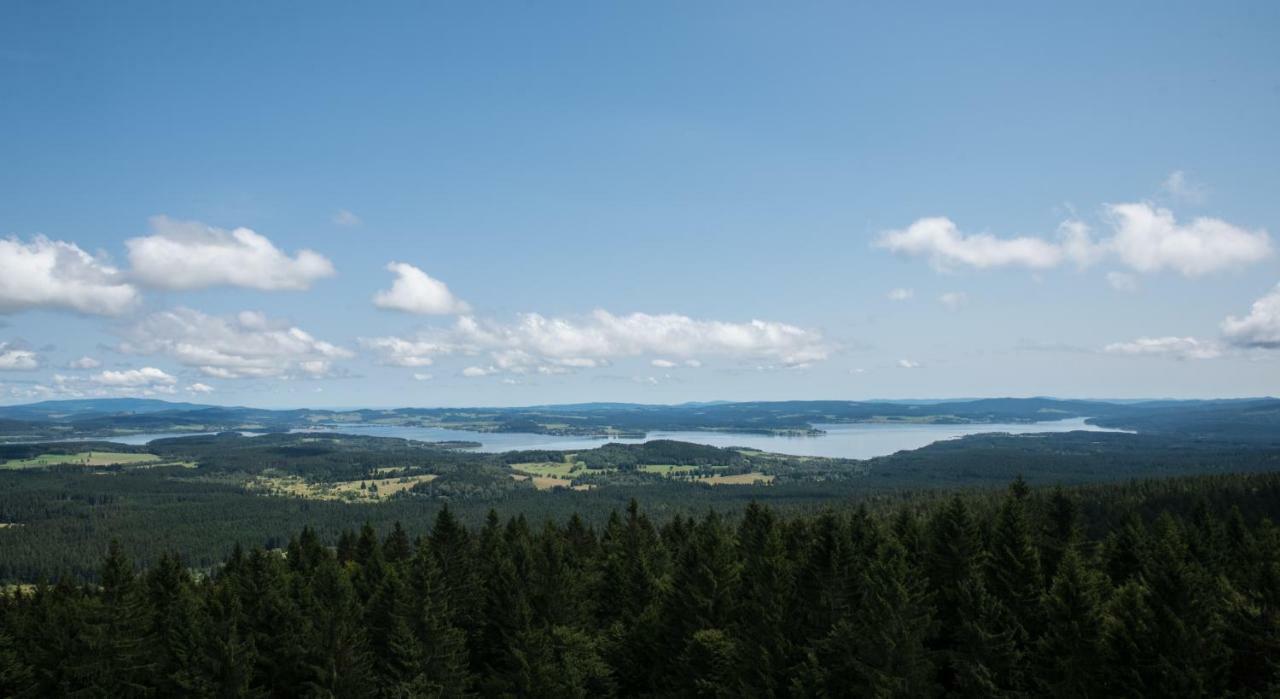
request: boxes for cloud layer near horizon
[362,310,831,377]
[878,202,1270,277]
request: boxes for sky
[2,2,1279,408]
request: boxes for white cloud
[92,367,178,387]
[455,311,830,366]
[1162,170,1206,204]
[1104,336,1221,360]
[126,215,335,291]
[876,217,1064,270]
[0,343,38,371]
[186,382,215,394]
[68,355,101,369]
[462,366,497,377]
[0,236,139,315]
[1221,283,1280,349]
[897,359,921,369]
[1106,272,1138,292]
[373,262,470,315]
[939,291,967,310]
[121,307,353,379]
[332,209,362,227]
[364,310,828,377]
[651,358,677,368]
[358,336,446,367]
[879,203,1270,278]
[1103,203,1270,277]
[887,288,914,301]
[412,373,433,381]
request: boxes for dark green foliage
[0,474,1279,696]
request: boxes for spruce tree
[813,539,936,698]
[1034,545,1105,697]
[733,502,793,694]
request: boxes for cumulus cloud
[0,343,38,370]
[887,288,914,301]
[650,358,677,368]
[1103,203,1270,276]
[68,355,101,369]
[92,367,178,387]
[373,262,470,315]
[332,209,362,227]
[121,307,352,379]
[0,236,139,315]
[364,310,829,377]
[897,359,921,369]
[878,203,1270,278]
[412,373,433,381]
[1104,336,1221,360]
[358,336,447,367]
[939,291,967,310]
[186,382,215,394]
[462,366,497,378]
[876,217,1063,270]
[1221,283,1280,349]
[126,215,335,291]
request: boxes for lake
[280,417,1127,460]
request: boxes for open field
[249,473,438,501]
[696,472,774,485]
[510,473,591,491]
[0,451,162,470]
[638,464,698,475]
[509,460,589,477]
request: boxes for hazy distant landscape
[3,2,1279,695]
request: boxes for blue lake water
[282,417,1127,460]
[33,417,1127,459]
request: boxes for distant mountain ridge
[1,396,1278,443]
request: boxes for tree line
[1,475,1278,696]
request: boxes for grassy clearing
[697,472,775,486]
[249,473,438,501]
[510,473,591,491]
[510,460,590,478]
[637,464,698,475]
[1,451,161,470]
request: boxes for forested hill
[0,473,1277,696]
[2,396,1278,442]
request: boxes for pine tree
[950,573,1024,696]
[144,552,209,695]
[240,548,310,693]
[733,502,793,694]
[792,511,852,646]
[1034,545,1105,697]
[304,556,374,696]
[77,540,155,695]
[812,539,936,697]
[0,627,32,696]
[1040,488,1081,582]
[925,496,984,649]
[660,511,741,694]
[987,488,1043,640]
[408,538,471,696]
[200,579,258,696]
[383,521,414,566]
[366,569,422,696]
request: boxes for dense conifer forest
[1,472,1278,697]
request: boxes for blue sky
[2,2,1279,407]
